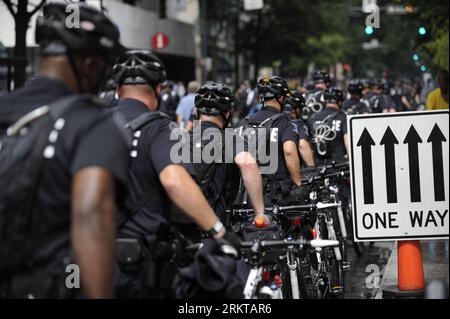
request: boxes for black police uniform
[342,98,369,115]
[244,106,299,205]
[304,89,325,110]
[0,77,130,298]
[367,92,389,113]
[171,121,246,234]
[115,99,178,239]
[309,107,348,165]
[0,77,73,134]
[114,98,180,299]
[292,118,311,142]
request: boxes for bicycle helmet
[324,87,345,104]
[360,79,371,89]
[348,79,363,96]
[312,70,331,85]
[112,50,167,86]
[35,1,124,60]
[195,82,234,116]
[285,91,306,112]
[257,76,290,103]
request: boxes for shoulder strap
[260,113,287,128]
[6,95,93,137]
[125,111,171,133]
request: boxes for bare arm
[344,133,350,159]
[234,152,265,215]
[298,139,316,167]
[177,114,184,128]
[160,165,220,232]
[71,167,116,299]
[283,141,302,187]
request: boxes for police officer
[360,78,372,111]
[343,80,369,115]
[159,80,179,121]
[192,82,267,222]
[303,70,332,120]
[367,79,390,113]
[284,92,316,167]
[309,87,350,165]
[0,2,129,298]
[240,76,303,206]
[112,51,240,298]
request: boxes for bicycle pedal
[342,262,351,272]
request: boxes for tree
[2,0,46,88]
[410,0,449,71]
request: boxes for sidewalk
[376,240,449,299]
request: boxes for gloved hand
[253,214,272,228]
[215,231,241,259]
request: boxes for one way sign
[349,111,449,242]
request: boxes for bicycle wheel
[297,256,318,299]
[344,205,365,257]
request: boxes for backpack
[234,113,289,205]
[169,127,226,224]
[118,111,172,226]
[238,113,287,169]
[303,90,325,120]
[310,111,343,158]
[369,94,382,113]
[0,95,94,274]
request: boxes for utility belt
[115,234,187,294]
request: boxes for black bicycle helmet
[257,76,290,102]
[162,80,175,90]
[348,79,363,96]
[35,1,124,60]
[312,70,331,85]
[195,82,234,116]
[361,79,371,89]
[112,50,167,86]
[324,87,345,104]
[369,79,383,89]
[285,91,306,112]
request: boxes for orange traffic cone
[383,240,426,299]
[398,240,425,291]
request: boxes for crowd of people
[0,1,448,300]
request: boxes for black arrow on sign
[404,125,423,202]
[380,126,399,204]
[357,128,376,204]
[428,124,447,202]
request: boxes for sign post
[349,111,449,298]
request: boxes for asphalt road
[344,241,394,299]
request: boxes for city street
[0,0,448,306]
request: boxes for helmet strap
[67,52,84,93]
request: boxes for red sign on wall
[152,32,169,50]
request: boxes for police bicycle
[302,162,366,258]
[226,200,343,299]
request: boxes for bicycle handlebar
[185,239,339,252]
[226,202,339,215]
